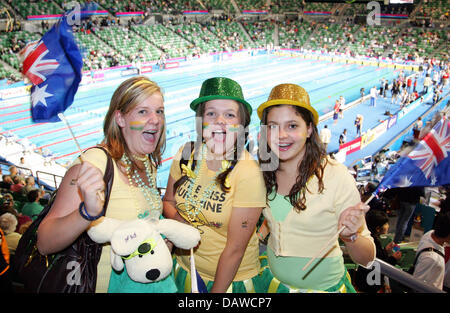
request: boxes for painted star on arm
[31,84,53,107]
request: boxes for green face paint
[202,123,210,129]
[227,124,240,132]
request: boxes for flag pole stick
[58,112,104,202]
[190,248,199,293]
[302,194,375,271]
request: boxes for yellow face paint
[202,122,210,129]
[227,124,240,132]
[130,120,145,131]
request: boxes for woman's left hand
[338,202,370,238]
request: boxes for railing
[374,258,446,293]
[0,161,62,190]
[36,170,63,190]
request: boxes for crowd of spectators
[0,163,48,262]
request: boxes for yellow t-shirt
[169,145,266,282]
[72,148,162,292]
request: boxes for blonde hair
[102,76,166,171]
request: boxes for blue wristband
[78,202,103,221]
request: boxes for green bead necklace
[121,153,161,220]
[183,144,231,223]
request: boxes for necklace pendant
[138,210,150,219]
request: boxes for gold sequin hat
[257,83,319,125]
[190,77,252,115]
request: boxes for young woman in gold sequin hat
[256,83,375,293]
[163,77,266,293]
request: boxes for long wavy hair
[173,100,250,194]
[258,105,328,212]
[101,76,166,172]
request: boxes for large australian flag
[374,118,450,195]
[21,13,83,123]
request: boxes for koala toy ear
[87,217,123,244]
[156,219,201,249]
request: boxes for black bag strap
[411,246,445,273]
[93,146,114,214]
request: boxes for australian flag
[20,13,82,123]
[374,118,450,195]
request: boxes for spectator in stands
[21,176,36,195]
[7,166,18,181]
[21,189,44,221]
[413,211,450,290]
[354,210,401,293]
[255,83,374,293]
[18,157,30,176]
[0,213,21,256]
[163,77,265,293]
[36,76,172,293]
[0,226,12,292]
[0,175,13,190]
[0,195,31,233]
[10,176,24,193]
[319,125,331,151]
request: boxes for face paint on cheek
[130,120,145,131]
[227,124,240,132]
[202,122,210,129]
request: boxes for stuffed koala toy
[87,217,200,283]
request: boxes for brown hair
[258,105,328,212]
[102,76,166,172]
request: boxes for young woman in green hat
[256,83,375,293]
[163,77,266,293]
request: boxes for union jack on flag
[409,118,450,179]
[20,41,60,85]
[20,13,82,123]
[374,118,450,195]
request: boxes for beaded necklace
[121,153,161,220]
[182,144,231,223]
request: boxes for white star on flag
[31,84,53,107]
[397,175,413,187]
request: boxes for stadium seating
[165,22,223,54]
[415,0,449,20]
[131,24,191,59]
[11,0,63,18]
